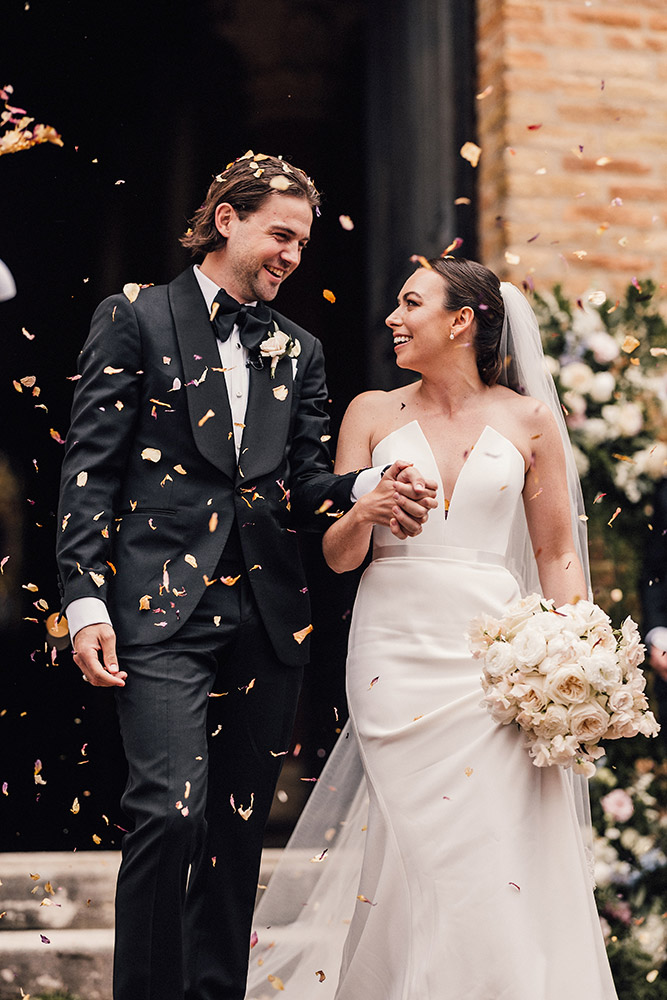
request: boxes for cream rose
[568,700,609,742]
[545,664,590,706]
[534,704,569,739]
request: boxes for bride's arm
[323,393,435,573]
[322,393,396,573]
[522,403,588,606]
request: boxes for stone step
[0,928,113,1000]
[0,849,284,999]
[0,852,120,932]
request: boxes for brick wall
[475,0,667,298]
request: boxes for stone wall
[475,0,667,297]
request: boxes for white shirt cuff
[66,597,112,640]
[646,627,667,652]
[351,466,385,502]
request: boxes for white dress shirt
[65,267,382,640]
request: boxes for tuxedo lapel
[237,353,293,482]
[168,269,237,480]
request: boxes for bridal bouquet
[468,594,660,777]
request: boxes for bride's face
[385,269,453,368]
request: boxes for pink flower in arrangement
[600,788,634,824]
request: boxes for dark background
[0,0,477,850]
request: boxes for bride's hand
[372,460,438,539]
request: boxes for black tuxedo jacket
[56,267,356,666]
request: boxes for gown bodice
[371,421,526,557]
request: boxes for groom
[56,152,435,1000]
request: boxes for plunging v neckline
[371,420,525,523]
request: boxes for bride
[245,258,617,999]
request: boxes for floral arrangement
[590,745,667,998]
[468,593,659,776]
[531,281,667,512]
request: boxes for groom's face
[215,193,313,303]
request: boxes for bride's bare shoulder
[341,388,403,426]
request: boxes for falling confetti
[338,215,354,230]
[322,289,336,304]
[607,507,622,527]
[460,141,482,167]
[293,624,313,645]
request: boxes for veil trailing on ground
[244,282,595,999]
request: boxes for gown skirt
[246,421,617,1000]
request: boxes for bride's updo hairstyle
[427,257,505,386]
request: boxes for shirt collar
[193,265,257,313]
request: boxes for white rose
[560,361,596,394]
[580,652,619,689]
[607,687,634,714]
[602,401,643,438]
[589,371,616,403]
[581,417,611,445]
[510,628,548,668]
[482,640,517,678]
[545,664,590,706]
[500,593,546,634]
[563,599,611,630]
[530,611,565,643]
[569,701,609,742]
[586,330,620,364]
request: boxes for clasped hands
[373,460,438,539]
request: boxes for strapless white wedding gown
[246,421,617,1000]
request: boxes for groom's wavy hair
[427,257,505,386]
[180,152,321,257]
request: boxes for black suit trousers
[112,541,303,1000]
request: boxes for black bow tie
[210,288,272,352]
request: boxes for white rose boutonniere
[260,321,301,378]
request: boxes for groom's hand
[383,460,438,539]
[73,623,127,687]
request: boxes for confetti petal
[293,624,313,645]
[460,141,482,167]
